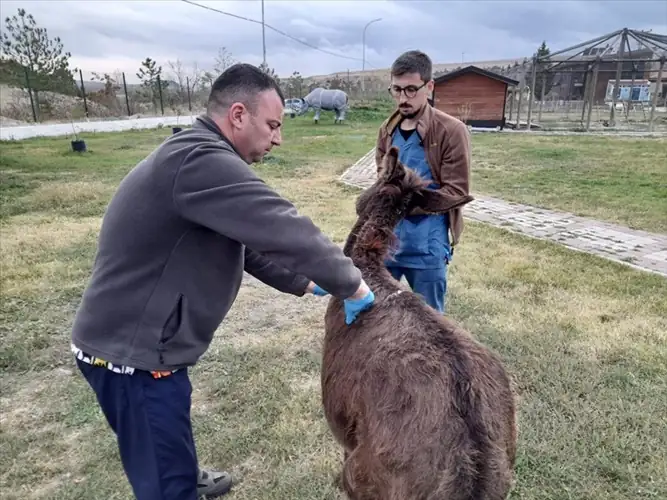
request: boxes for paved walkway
[339,148,667,278]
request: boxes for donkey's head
[357,145,473,220]
[344,146,474,262]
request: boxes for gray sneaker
[197,467,233,498]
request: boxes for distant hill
[301,57,528,83]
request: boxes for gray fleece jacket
[70,115,361,372]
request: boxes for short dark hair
[390,50,432,82]
[207,63,284,115]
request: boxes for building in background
[431,65,518,129]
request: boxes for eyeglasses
[388,81,427,98]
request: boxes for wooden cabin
[431,65,518,129]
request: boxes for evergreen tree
[0,7,77,118]
[534,41,554,100]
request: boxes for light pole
[261,0,267,67]
[362,17,381,93]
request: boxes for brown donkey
[321,146,517,500]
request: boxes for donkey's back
[322,290,517,500]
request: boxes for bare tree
[201,46,236,90]
[167,59,202,99]
[213,46,235,73]
[89,71,121,112]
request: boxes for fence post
[508,88,514,121]
[79,69,89,117]
[515,86,522,128]
[24,66,37,122]
[585,60,600,132]
[609,30,628,126]
[648,57,665,133]
[538,73,546,123]
[122,72,132,116]
[526,55,537,131]
[186,76,192,112]
[157,75,164,115]
[580,66,591,123]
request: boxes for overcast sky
[2,0,666,83]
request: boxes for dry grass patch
[29,179,113,207]
[1,214,99,338]
[0,368,123,500]
[1,214,100,266]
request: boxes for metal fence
[1,68,211,123]
[504,61,667,133]
[0,64,394,125]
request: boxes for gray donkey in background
[295,87,349,123]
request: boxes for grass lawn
[1,108,666,500]
[471,133,667,234]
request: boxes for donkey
[321,146,517,500]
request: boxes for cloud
[1,0,665,83]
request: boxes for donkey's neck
[348,204,405,270]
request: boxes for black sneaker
[197,467,233,498]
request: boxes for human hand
[344,289,375,325]
[306,281,330,296]
[349,279,371,300]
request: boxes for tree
[0,7,77,117]
[167,59,202,103]
[89,71,122,112]
[534,41,554,100]
[137,57,167,113]
[326,74,344,90]
[213,46,235,74]
[200,47,236,91]
[285,71,304,98]
[258,62,280,86]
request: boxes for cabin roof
[433,65,519,87]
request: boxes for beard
[398,104,421,119]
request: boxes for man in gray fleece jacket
[70,63,374,500]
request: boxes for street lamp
[362,17,381,93]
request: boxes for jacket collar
[383,103,434,142]
[193,114,244,159]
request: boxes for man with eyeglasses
[375,50,471,313]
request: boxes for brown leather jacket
[375,104,471,247]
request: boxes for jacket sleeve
[375,124,387,175]
[410,120,471,215]
[172,143,361,299]
[244,247,310,296]
[438,120,471,198]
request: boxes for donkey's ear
[380,146,403,182]
[414,189,474,214]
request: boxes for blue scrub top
[386,127,451,270]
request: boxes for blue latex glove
[312,284,329,296]
[344,290,375,325]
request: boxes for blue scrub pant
[388,265,448,313]
[76,358,199,500]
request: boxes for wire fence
[5,59,665,132]
[503,59,667,133]
[0,63,396,125]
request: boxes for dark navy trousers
[388,265,448,313]
[76,358,199,500]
